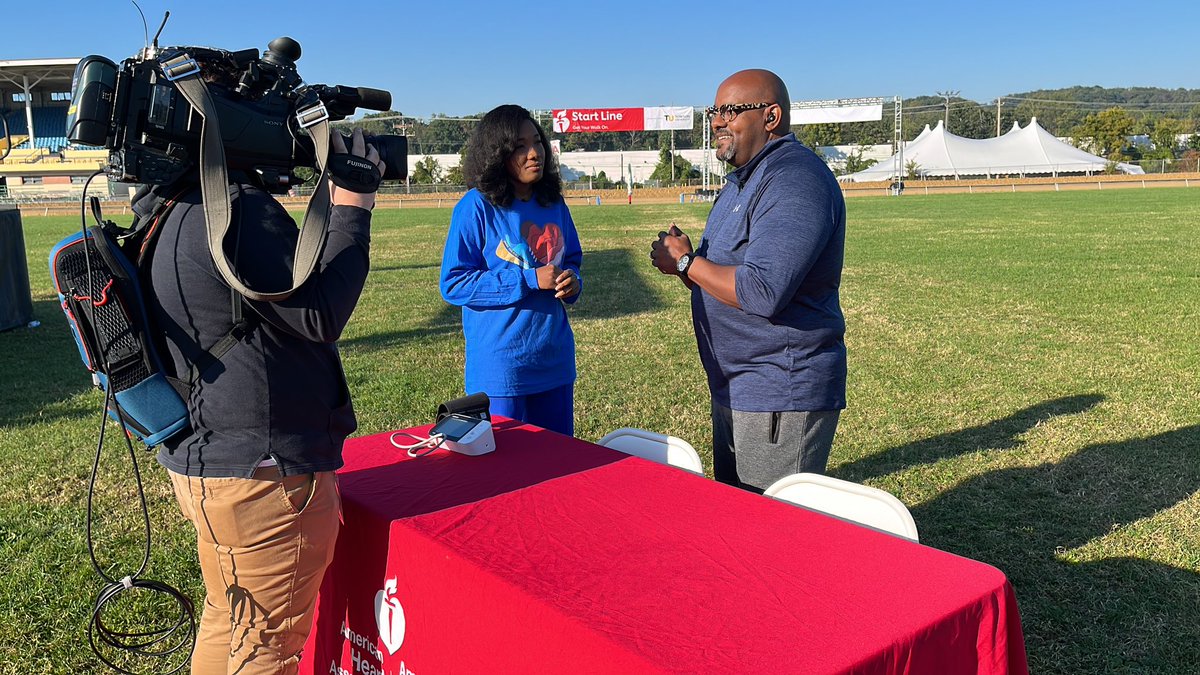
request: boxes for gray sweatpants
[711,402,840,494]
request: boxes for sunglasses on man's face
[703,102,776,122]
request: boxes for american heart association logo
[553,110,570,133]
[375,578,406,655]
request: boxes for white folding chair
[596,427,704,475]
[764,473,919,542]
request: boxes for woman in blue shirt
[439,105,583,435]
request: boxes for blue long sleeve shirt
[440,189,582,397]
[693,134,847,412]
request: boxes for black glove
[328,153,382,193]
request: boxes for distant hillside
[1010,86,1200,106]
[997,86,1200,138]
[813,87,1200,147]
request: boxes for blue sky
[5,1,1198,118]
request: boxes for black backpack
[48,196,251,448]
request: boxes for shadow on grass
[370,262,441,273]
[834,394,1105,483]
[341,302,461,353]
[343,248,664,352]
[570,248,665,320]
[912,422,1200,672]
[0,299,92,426]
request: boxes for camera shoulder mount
[162,52,335,302]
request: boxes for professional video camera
[66,35,407,191]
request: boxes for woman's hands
[536,264,580,299]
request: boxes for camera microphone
[353,87,391,112]
[308,85,391,115]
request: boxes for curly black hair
[463,104,562,208]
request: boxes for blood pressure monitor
[429,413,495,456]
[390,393,496,457]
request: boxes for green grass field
[2,189,1197,673]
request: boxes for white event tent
[839,117,1144,182]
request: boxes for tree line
[341,86,1200,182]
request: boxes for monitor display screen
[432,415,479,441]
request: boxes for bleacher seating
[3,110,27,134]
[0,147,49,164]
[3,105,102,166]
[1,135,29,152]
[60,148,107,164]
[2,107,69,152]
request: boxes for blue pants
[489,383,574,436]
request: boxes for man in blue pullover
[651,69,847,493]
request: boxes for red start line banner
[552,107,694,133]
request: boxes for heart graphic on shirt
[497,237,536,268]
[522,221,564,267]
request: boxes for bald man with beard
[651,69,847,493]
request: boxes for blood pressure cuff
[437,392,490,422]
[328,153,382,193]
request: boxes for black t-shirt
[142,183,372,477]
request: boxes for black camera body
[66,37,407,192]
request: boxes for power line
[936,90,960,129]
[891,97,1200,120]
[1004,96,1200,108]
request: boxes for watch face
[676,254,691,273]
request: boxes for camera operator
[142,124,383,674]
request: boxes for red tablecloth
[299,419,1027,674]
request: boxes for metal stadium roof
[0,58,80,87]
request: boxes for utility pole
[937,90,959,131]
[893,96,903,193]
[670,129,676,182]
[393,118,413,193]
[995,97,1003,137]
[702,112,711,192]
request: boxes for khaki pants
[169,467,341,675]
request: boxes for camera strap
[163,53,333,303]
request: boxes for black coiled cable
[78,173,196,673]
